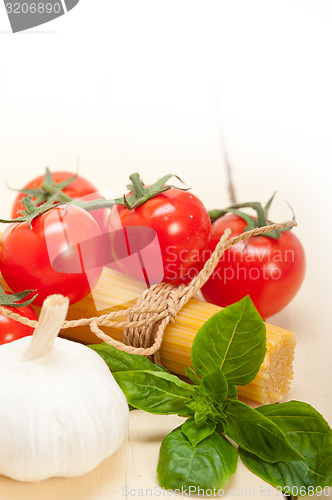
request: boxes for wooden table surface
[0,2,331,498]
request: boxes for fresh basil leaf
[88,343,168,373]
[191,296,266,386]
[185,366,201,385]
[239,401,332,495]
[240,447,332,497]
[227,384,238,400]
[113,370,197,415]
[157,426,237,490]
[216,420,228,434]
[200,369,228,401]
[225,400,304,463]
[182,417,216,447]
[185,397,212,424]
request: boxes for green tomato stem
[129,173,147,198]
[208,196,295,240]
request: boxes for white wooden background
[0,1,331,498]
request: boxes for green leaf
[191,296,266,386]
[225,400,304,463]
[88,343,168,373]
[182,417,216,447]
[185,395,217,424]
[157,426,237,491]
[227,384,238,400]
[200,369,228,401]
[239,401,332,495]
[113,370,197,415]
[185,366,201,385]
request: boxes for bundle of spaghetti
[0,220,297,405]
[64,267,296,405]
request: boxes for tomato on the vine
[11,169,108,232]
[200,213,306,318]
[0,284,38,344]
[107,176,211,286]
[0,204,103,306]
[0,302,38,345]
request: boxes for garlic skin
[0,296,129,482]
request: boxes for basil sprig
[89,296,332,496]
[239,401,332,496]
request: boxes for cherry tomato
[11,170,108,232]
[0,302,38,345]
[107,188,211,285]
[200,214,306,318]
[0,205,103,306]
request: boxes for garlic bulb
[0,295,129,482]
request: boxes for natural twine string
[0,220,296,361]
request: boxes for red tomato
[0,302,38,345]
[107,188,211,285]
[11,170,108,232]
[0,205,103,306]
[200,214,306,318]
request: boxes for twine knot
[122,282,185,363]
